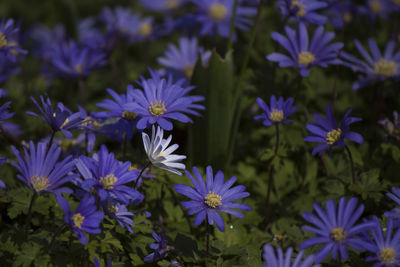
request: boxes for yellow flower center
[269,109,284,122]
[0,32,7,48]
[393,0,400,6]
[122,111,138,121]
[330,227,346,242]
[369,0,382,13]
[291,0,307,17]
[379,247,396,264]
[209,3,228,21]
[75,64,83,74]
[129,164,139,171]
[204,191,222,208]
[326,128,342,145]
[165,0,179,9]
[82,116,100,129]
[139,23,152,37]
[30,175,51,192]
[72,213,85,229]
[183,64,194,79]
[108,204,119,213]
[7,41,19,56]
[100,174,118,189]
[343,12,352,23]
[298,51,316,65]
[59,118,69,129]
[149,100,167,116]
[374,59,397,76]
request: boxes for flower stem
[49,224,66,252]
[133,161,151,189]
[274,124,280,155]
[338,254,342,267]
[46,130,56,154]
[226,0,238,52]
[24,192,37,240]
[344,145,356,184]
[206,219,210,258]
[78,78,87,104]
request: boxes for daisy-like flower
[384,187,400,222]
[142,125,186,175]
[363,0,392,20]
[144,230,169,263]
[361,216,400,266]
[304,105,363,156]
[379,111,400,141]
[58,194,104,245]
[267,22,343,77]
[139,0,185,12]
[0,17,27,62]
[262,244,321,267]
[0,101,15,125]
[278,0,328,25]
[46,40,107,79]
[157,37,211,80]
[340,39,400,90]
[27,95,86,138]
[190,0,256,38]
[300,197,376,263]
[254,96,297,127]
[11,141,77,195]
[104,201,134,233]
[174,166,252,232]
[131,69,205,130]
[325,0,359,29]
[75,145,143,204]
[0,157,7,188]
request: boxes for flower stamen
[209,3,228,21]
[149,100,167,116]
[72,213,85,229]
[291,0,307,17]
[269,109,284,122]
[30,175,51,192]
[139,23,152,37]
[100,174,118,189]
[330,227,346,242]
[326,128,342,145]
[374,59,397,76]
[298,51,316,65]
[122,111,138,121]
[204,191,222,208]
[379,247,396,264]
[0,32,7,48]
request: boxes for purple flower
[0,157,7,188]
[174,166,251,232]
[0,17,27,62]
[130,69,205,130]
[379,111,400,141]
[75,145,143,204]
[58,194,104,245]
[27,95,86,138]
[254,96,297,126]
[363,0,392,20]
[325,0,360,29]
[104,201,134,233]
[144,230,169,263]
[304,105,363,156]
[157,37,211,80]
[361,216,400,266]
[384,187,400,222]
[278,0,328,25]
[45,40,107,79]
[0,101,15,123]
[190,0,256,38]
[11,141,76,195]
[300,197,376,263]
[262,244,321,267]
[267,22,343,77]
[139,0,185,12]
[340,39,400,90]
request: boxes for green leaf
[349,169,385,201]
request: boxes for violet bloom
[46,40,107,79]
[385,187,400,223]
[0,17,27,62]
[104,201,134,233]
[190,0,256,38]
[0,101,15,125]
[175,166,251,232]
[262,244,321,267]
[157,37,211,80]
[130,69,205,130]
[341,39,400,90]
[304,105,363,156]
[58,194,104,245]
[363,0,392,20]
[254,96,297,126]
[0,157,6,188]
[11,141,77,195]
[267,22,343,77]
[144,230,169,263]
[379,111,400,141]
[27,95,86,138]
[300,197,376,263]
[325,0,359,29]
[139,0,185,12]
[278,0,328,25]
[361,216,400,266]
[75,145,143,204]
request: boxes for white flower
[142,125,186,175]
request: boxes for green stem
[226,0,238,52]
[49,224,66,252]
[345,145,356,184]
[206,219,210,258]
[78,78,87,104]
[227,0,264,167]
[133,161,151,189]
[24,192,37,240]
[46,130,56,154]
[274,124,280,155]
